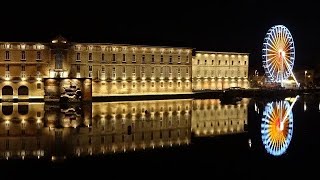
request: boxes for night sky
[1,1,319,72]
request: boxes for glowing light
[261,100,294,156]
[262,25,297,86]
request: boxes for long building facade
[0,37,249,101]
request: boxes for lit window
[122,54,126,63]
[142,55,145,63]
[21,51,26,60]
[151,55,155,63]
[132,54,136,63]
[112,54,116,63]
[37,83,41,89]
[101,53,105,62]
[36,51,41,60]
[76,53,81,61]
[89,53,93,61]
[5,51,10,60]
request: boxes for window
[76,53,81,61]
[88,53,92,61]
[178,82,181,87]
[169,56,172,64]
[89,65,92,71]
[142,55,145,63]
[244,71,247,77]
[5,51,10,60]
[160,55,163,63]
[178,56,181,63]
[212,60,214,65]
[36,51,41,60]
[21,64,25,71]
[160,82,164,87]
[132,54,136,63]
[101,53,105,62]
[132,82,136,88]
[197,59,200,65]
[225,60,227,65]
[5,64,9,71]
[151,82,155,87]
[238,61,241,65]
[37,83,41,89]
[112,54,116,63]
[245,61,247,65]
[76,65,80,72]
[218,60,221,65]
[122,54,126,63]
[151,55,155,63]
[21,51,26,60]
[232,61,234,65]
[37,112,41,117]
[101,65,105,72]
[204,60,207,65]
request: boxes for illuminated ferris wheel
[262,25,299,87]
[261,97,297,156]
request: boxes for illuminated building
[0,37,250,101]
[192,51,249,90]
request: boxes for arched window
[18,86,28,96]
[2,86,13,95]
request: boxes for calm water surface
[0,95,319,178]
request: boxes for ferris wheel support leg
[284,60,300,87]
[280,95,299,130]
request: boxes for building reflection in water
[261,96,298,156]
[0,98,249,160]
[192,99,248,136]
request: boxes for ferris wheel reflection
[261,96,298,156]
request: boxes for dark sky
[1,1,319,71]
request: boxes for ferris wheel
[261,98,297,156]
[262,25,299,86]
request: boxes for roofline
[195,51,250,55]
[72,42,193,49]
[0,41,193,49]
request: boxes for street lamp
[305,70,307,87]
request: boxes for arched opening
[2,86,13,96]
[2,105,13,115]
[18,86,29,96]
[18,105,29,115]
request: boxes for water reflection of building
[0,99,192,159]
[192,99,249,137]
[78,100,192,156]
[0,98,249,159]
[0,103,46,159]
